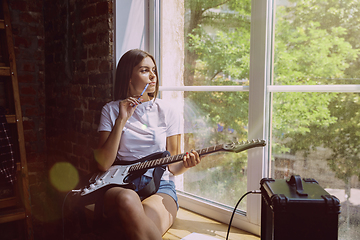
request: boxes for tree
[273,1,360,234]
[273,0,360,171]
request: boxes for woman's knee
[105,188,141,216]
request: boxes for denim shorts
[132,175,179,209]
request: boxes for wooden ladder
[0,0,33,239]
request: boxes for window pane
[272,92,360,239]
[184,0,251,86]
[178,0,251,212]
[274,0,360,85]
[181,91,249,210]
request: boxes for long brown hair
[114,49,159,100]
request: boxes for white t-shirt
[97,98,181,181]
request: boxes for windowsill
[176,192,261,236]
[84,204,260,240]
[163,207,260,240]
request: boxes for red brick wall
[43,0,114,174]
[9,0,46,176]
[7,0,114,238]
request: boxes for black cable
[62,191,72,240]
[62,190,81,240]
[226,190,262,240]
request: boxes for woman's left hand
[183,150,201,168]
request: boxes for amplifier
[260,175,340,240]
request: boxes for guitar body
[77,151,169,206]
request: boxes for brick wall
[43,0,114,173]
[7,0,114,239]
[9,0,46,180]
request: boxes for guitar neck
[127,139,266,173]
[128,144,224,173]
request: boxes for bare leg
[103,187,177,240]
[142,193,178,235]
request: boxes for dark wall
[43,0,114,173]
[7,0,114,238]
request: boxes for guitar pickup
[111,168,119,178]
[101,170,110,180]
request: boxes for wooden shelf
[0,197,17,209]
[0,208,26,224]
[0,66,11,76]
[5,114,16,123]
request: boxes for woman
[94,49,201,240]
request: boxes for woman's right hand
[95,96,142,172]
[118,96,142,121]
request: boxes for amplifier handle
[287,175,308,197]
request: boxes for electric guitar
[74,139,266,201]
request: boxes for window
[271,1,360,239]
[116,0,360,238]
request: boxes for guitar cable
[226,190,262,240]
[62,190,81,240]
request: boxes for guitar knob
[90,184,96,189]
[96,179,103,185]
[83,188,89,194]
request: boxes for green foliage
[184,155,248,208]
[275,6,359,85]
[320,93,360,180]
[188,28,250,83]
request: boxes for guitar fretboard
[128,144,224,173]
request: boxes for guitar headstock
[223,139,266,153]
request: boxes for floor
[163,208,260,240]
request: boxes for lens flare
[49,162,79,192]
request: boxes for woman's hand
[118,96,142,121]
[182,150,201,168]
